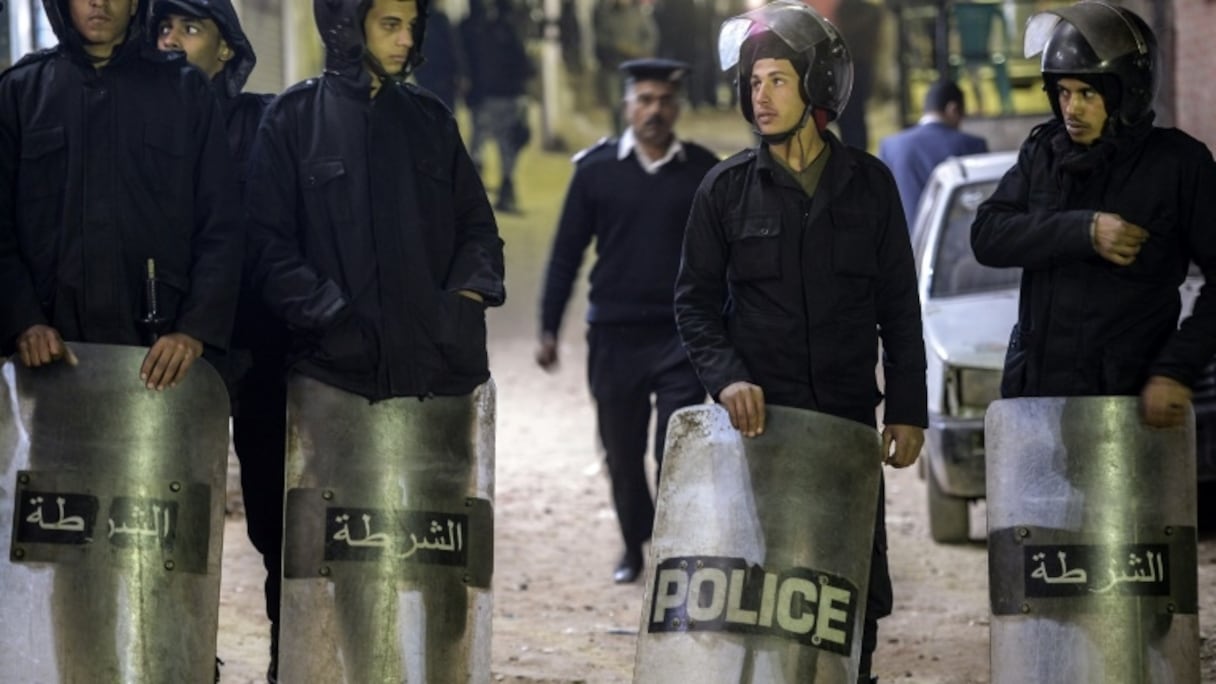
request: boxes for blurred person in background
[879,79,988,230]
[537,59,717,584]
[462,0,534,212]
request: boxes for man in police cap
[537,58,717,584]
[971,1,1216,424]
[674,2,926,680]
[152,1,287,679]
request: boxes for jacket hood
[149,0,257,97]
[43,0,150,63]
[314,0,428,84]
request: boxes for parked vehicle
[909,151,1216,543]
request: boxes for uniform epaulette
[403,81,451,115]
[571,137,616,164]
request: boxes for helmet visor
[1024,2,1146,61]
[717,0,837,71]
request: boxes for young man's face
[624,79,680,150]
[749,58,805,135]
[1056,77,1109,146]
[157,14,232,79]
[363,0,417,78]
[69,0,137,56]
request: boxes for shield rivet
[319,566,331,577]
[169,481,182,493]
[164,560,176,571]
[1020,603,1031,614]
[322,490,334,501]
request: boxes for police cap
[618,58,690,85]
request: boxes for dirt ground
[212,106,1216,683]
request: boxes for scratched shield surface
[633,404,882,684]
[0,344,229,683]
[279,374,495,684]
[986,396,1199,684]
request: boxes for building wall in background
[1174,0,1216,150]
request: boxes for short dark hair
[923,79,965,114]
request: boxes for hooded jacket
[248,0,505,401]
[972,118,1216,397]
[150,0,272,189]
[0,0,241,353]
[151,0,281,363]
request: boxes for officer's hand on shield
[881,424,923,468]
[140,332,203,391]
[535,332,559,372]
[16,324,79,368]
[1140,375,1193,428]
[1091,212,1148,267]
[719,381,765,437]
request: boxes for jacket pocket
[313,309,376,373]
[726,214,781,281]
[301,158,353,225]
[19,126,66,200]
[438,292,489,377]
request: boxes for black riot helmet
[1024,1,1156,127]
[718,0,852,131]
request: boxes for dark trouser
[860,476,893,678]
[587,322,706,552]
[232,358,288,634]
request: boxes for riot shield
[634,404,882,684]
[986,396,1199,684]
[278,374,495,683]
[0,343,230,683]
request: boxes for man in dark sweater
[536,58,717,584]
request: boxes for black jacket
[540,137,719,336]
[0,0,241,352]
[675,133,927,429]
[248,0,505,401]
[156,0,280,361]
[972,119,1216,397]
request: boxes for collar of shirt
[618,128,685,174]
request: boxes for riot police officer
[972,1,1216,423]
[152,1,286,679]
[674,2,927,681]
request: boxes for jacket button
[306,176,316,185]
[759,228,769,235]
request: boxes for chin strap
[755,106,814,145]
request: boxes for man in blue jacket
[878,79,988,230]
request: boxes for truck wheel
[928,468,970,544]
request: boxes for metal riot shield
[279,374,495,683]
[634,404,882,684]
[0,343,230,683]
[986,397,1199,684]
